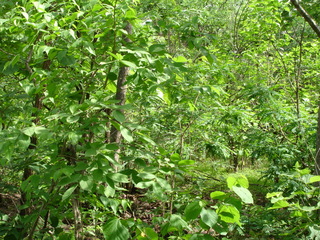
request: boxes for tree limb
[290,0,320,38]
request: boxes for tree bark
[109,22,132,165]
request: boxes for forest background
[0,0,320,239]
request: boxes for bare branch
[290,0,320,38]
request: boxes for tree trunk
[109,22,132,165]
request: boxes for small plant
[266,162,320,238]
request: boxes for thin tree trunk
[109,22,132,165]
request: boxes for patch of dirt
[0,192,20,216]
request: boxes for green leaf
[23,126,35,137]
[161,214,189,235]
[173,56,188,62]
[170,153,181,161]
[227,175,249,189]
[237,175,249,188]
[227,176,237,189]
[108,173,129,183]
[107,72,117,80]
[79,177,93,191]
[184,201,202,221]
[125,7,136,19]
[17,134,30,150]
[149,44,166,55]
[33,1,46,12]
[112,110,125,123]
[57,51,75,66]
[120,60,136,68]
[178,160,195,166]
[93,169,104,181]
[135,181,154,189]
[268,200,290,210]
[139,228,158,240]
[120,126,133,142]
[105,143,119,150]
[217,205,241,225]
[62,185,77,202]
[103,218,130,240]
[210,191,226,200]
[266,192,282,198]
[309,176,320,184]
[200,208,218,228]
[232,186,253,204]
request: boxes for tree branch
[290,0,320,38]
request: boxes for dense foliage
[0,0,320,239]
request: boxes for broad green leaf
[107,72,117,80]
[107,80,117,92]
[120,60,136,68]
[23,126,35,137]
[268,200,290,210]
[237,175,249,188]
[161,214,189,235]
[156,177,171,190]
[138,228,158,240]
[108,173,129,183]
[104,185,115,197]
[62,185,77,202]
[112,110,125,123]
[309,176,320,184]
[85,148,97,157]
[125,7,136,19]
[217,205,241,225]
[210,191,226,200]
[200,208,218,228]
[170,153,181,161]
[149,44,166,54]
[93,169,104,181]
[80,177,93,191]
[226,176,237,189]
[227,175,249,189]
[173,56,188,62]
[232,186,253,204]
[138,172,156,180]
[135,181,154,189]
[178,160,195,166]
[120,126,133,142]
[17,134,30,149]
[184,201,202,220]
[66,115,80,123]
[105,143,118,150]
[103,218,130,240]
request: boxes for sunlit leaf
[232,186,253,204]
[62,185,77,202]
[120,126,133,142]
